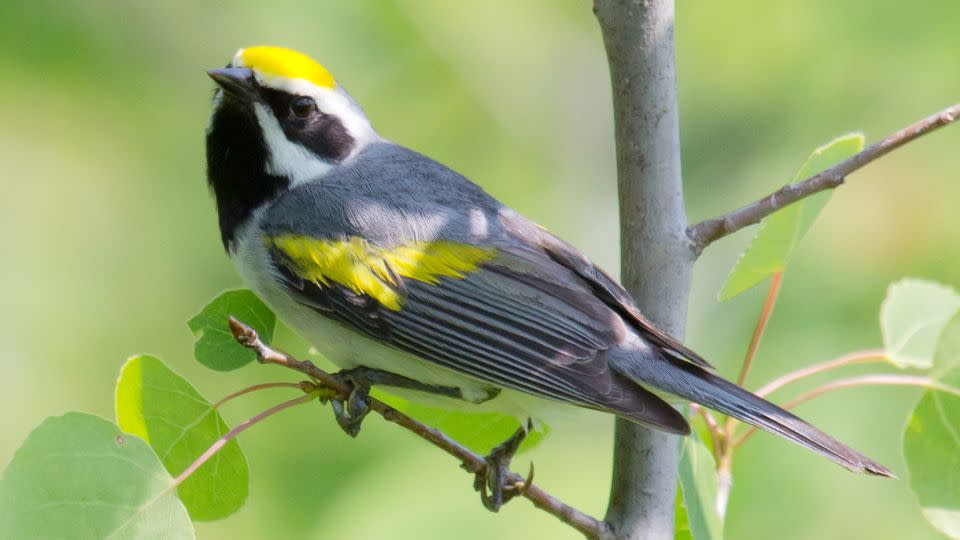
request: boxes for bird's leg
[328,366,464,437]
[328,371,371,438]
[474,418,534,512]
[339,366,464,398]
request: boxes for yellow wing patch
[235,46,336,89]
[268,235,496,311]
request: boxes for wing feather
[388,276,611,404]
[498,210,714,370]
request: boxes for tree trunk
[594,1,693,539]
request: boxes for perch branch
[228,317,613,540]
[688,103,960,252]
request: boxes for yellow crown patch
[235,46,336,89]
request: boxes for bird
[205,45,892,510]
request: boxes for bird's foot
[473,419,535,512]
[328,366,471,437]
[328,368,374,437]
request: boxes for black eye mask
[259,87,355,162]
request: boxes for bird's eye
[290,96,316,118]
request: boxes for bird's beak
[207,67,258,102]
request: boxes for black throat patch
[206,95,289,251]
[205,85,357,251]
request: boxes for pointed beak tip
[206,67,256,99]
[207,66,247,82]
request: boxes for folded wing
[267,234,689,434]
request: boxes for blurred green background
[2,1,958,538]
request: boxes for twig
[688,103,960,252]
[228,317,614,540]
[732,374,960,449]
[173,392,317,487]
[753,349,888,398]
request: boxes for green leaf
[676,435,724,540]
[0,412,194,540]
[934,313,960,377]
[719,133,865,300]
[189,289,276,371]
[116,355,248,521]
[903,370,960,539]
[373,390,547,453]
[674,487,694,540]
[881,278,960,369]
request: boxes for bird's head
[205,46,377,250]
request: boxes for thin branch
[732,374,960,449]
[688,103,960,252]
[173,392,317,487]
[753,349,888,398]
[228,317,613,540]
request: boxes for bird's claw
[474,419,534,512]
[328,369,372,437]
[328,366,472,437]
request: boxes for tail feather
[614,354,895,477]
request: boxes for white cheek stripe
[251,84,379,186]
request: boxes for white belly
[231,214,561,421]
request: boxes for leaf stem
[690,403,724,459]
[172,392,317,488]
[753,349,888,398]
[210,382,304,410]
[721,271,784,464]
[732,374,960,449]
[736,271,784,387]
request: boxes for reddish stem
[721,272,785,464]
[753,349,888,398]
[690,403,724,459]
[172,393,316,487]
[736,271,784,386]
[732,374,960,448]
[210,382,304,410]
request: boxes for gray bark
[594,1,694,539]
